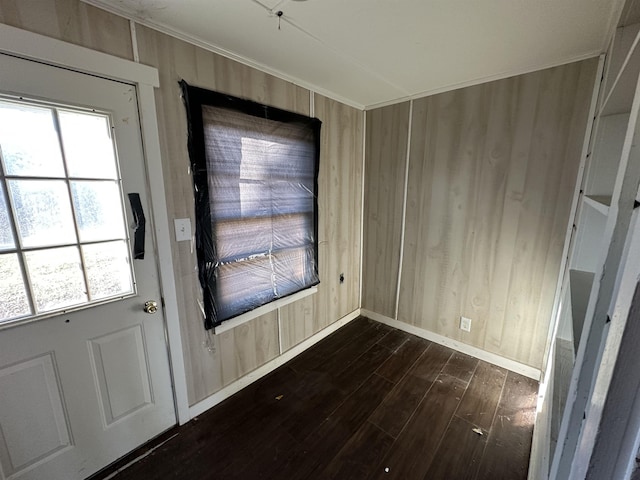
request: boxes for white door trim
[0,22,190,425]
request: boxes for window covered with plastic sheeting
[180,81,321,329]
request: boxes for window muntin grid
[0,97,135,325]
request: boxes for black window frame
[180,81,321,329]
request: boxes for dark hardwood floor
[109,317,538,480]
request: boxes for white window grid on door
[0,94,136,326]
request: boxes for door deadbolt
[143,300,158,314]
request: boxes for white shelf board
[600,23,640,116]
[602,23,640,107]
[583,195,612,216]
[551,338,575,448]
[586,113,629,197]
[569,269,595,354]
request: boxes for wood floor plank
[441,351,479,384]
[375,335,430,383]
[372,373,468,480]
[333,342,394,392]
[287,317,374,373]
[320,421,395,480]
[369,343,452,437]
[377,329,410,351]
[109,319,535,480]
[295,320,390,378]
[278,373,395,480]
[455,361,508,430]
[282,337,393,441]
[475,372,538,480]
[424,416,488,480]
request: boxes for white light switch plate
[174,218,192,242]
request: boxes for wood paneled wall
[279,94,363,351]
[0,0,133,60]
[363,60,597,368]
[135,27,363,404]
[0,1,364,406]
[362,103,410,317]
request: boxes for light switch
[174,218,192,242]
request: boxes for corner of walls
[189,309,361,418]
[360,309,542,381]
[129,20,368,415]
[361,60,598,374]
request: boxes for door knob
[143,300,158,314]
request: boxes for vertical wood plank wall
[0,0,364,406]
[362,103,410,317]
[134,27,363,404]
[279,95,363,351]
[363,59,598,368]
[0,0,134,60]
[0,0,599,402]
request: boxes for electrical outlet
[460,316,472,332]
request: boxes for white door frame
[0,22,190,425]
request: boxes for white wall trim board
[137,86,191,424]
[81,0,603,112]
[189,309,361,418]
[212,286,318,335]
[394,99,413,320]
[80,0,365,111]
[361,309,542,381]
[310,90,314,118]
[0,23,158,87]
[365,52,603,111]
[129,19,140,63]
[358,111,367,309]
[528,344,555,480]
[276,307,284,356]
[0,23,190,424]
[541,54,606,379]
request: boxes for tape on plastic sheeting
[128,193,146,259]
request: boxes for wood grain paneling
[362,102,410,317]
[279,94,364,351]
[365,59,597,369]
[134,25,362,405]
[0,0,133,60]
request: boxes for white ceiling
[86,0,623,109]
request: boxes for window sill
[212,286,318,335]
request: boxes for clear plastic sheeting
[181,81,321,329]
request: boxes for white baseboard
[360,309,541,381]
[188,309,361,419]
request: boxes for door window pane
[0,101,65,177]
[0,253,30,320]
[0,184,14,251]
[71,181,126,242]
[83,241,133,300]
[59,111,118,179]
[0,98,136,324]
[9,179,77,248]
[25,247,87,312]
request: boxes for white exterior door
[0,53,176,479]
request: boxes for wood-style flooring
[109,317,538,480]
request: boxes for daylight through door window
[0,97,135,324]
